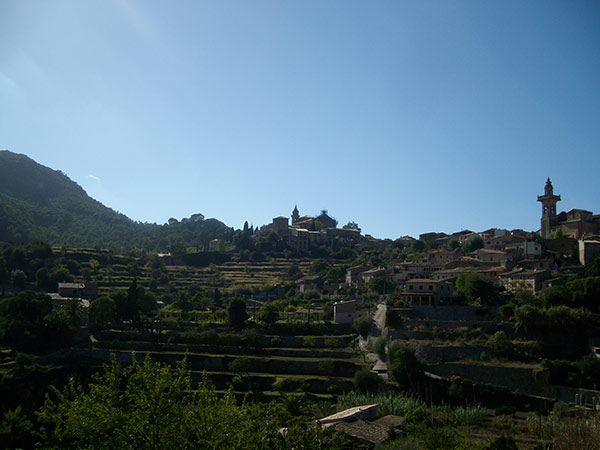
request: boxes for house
[333,416,403,445]
[480,228,509,240]
[48,293,90,310]
[433,266,507,285]
[57,282,98,300]
[333,300,366,324]
[451,229,476,243]
[401,278,456,305]
[499,268,550,293]
[419,232,449,244]
[505,240,543,259]
[475,248,511,267]
[346,265,369,287]
[359,267,387,284]
[389,261,443,283]
[426,248,463,264]
[516,259,554,271]
[484,232,527,250]
[317,404,379,427]
[295,275,322,293]
[578,236,600,266]
[315,404,403,444]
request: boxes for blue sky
[1,1,599,239]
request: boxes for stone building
[333,300,366,324]
[538,178,600,239]
[401,278,456,305]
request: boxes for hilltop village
[1,178,600,449]
[258,178,600,302]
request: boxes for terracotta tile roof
[334,420,391,444]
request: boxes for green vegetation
[3,151,600,448]
[35,354,358,449]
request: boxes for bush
[498,303,515,319]
[374,337,387,361]
[273,378,297,392]
[387,342,425,392]
[353,368,379,394]
[318,360,335,376]
[352,315,372,338]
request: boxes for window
[419,285,423,290]
[428,285,433,290]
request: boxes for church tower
[537,178,561,238]
[291,205,300,225]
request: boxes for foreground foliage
[36,354,358,450]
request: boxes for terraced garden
[61,248,316,294]
[87,326,365,397]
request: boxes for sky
[1,1,599,239]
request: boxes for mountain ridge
[0,150,232,250]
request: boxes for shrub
[387,342,425,392]
[228,358,251,374]
[273,378,297,392]
[374,337,387,361]
[352,315,372,338]
[353,368,379,394]
[318,360,335,376]
[498,303,515,319]
[327,384,342,395]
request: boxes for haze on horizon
[1,1,599,239]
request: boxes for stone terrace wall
[414,344,489,364]
[427,362,550,396]
[411,305,500,321]
[551,385,600,407]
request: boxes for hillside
[0,151,232,250]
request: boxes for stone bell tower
[537,178,561,238]
[291,205,300,225]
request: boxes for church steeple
[291,205,300,225]
[537,178,561,238]
[544,177,554,196]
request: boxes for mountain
[0,151,232,250]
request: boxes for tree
[36,355,270,449]
[367,276,396,295]
[0,291,53,351]
[342,221,360,231]
[353,368,379,394]
[374,337,387,361]
[0,257,8,295]
[411,240,425,252]
[227,297,247,329]
[36,267,51,291]
[48,265,74,291]
[286,263,302,280]
[228,357,251,375]
[256,303,279,326]
[309,259,329,275]
[463,235,484,253]
[173,291,192,312]
[11,269,27,289]
[89,296,116,329]
[387,342,425,392]
[446,237,460,250]
[455,272,499,304]
[44,300,85,345]
[352,315,372,338]
[0,405,34,449]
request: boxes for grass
[336,392,424,417]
